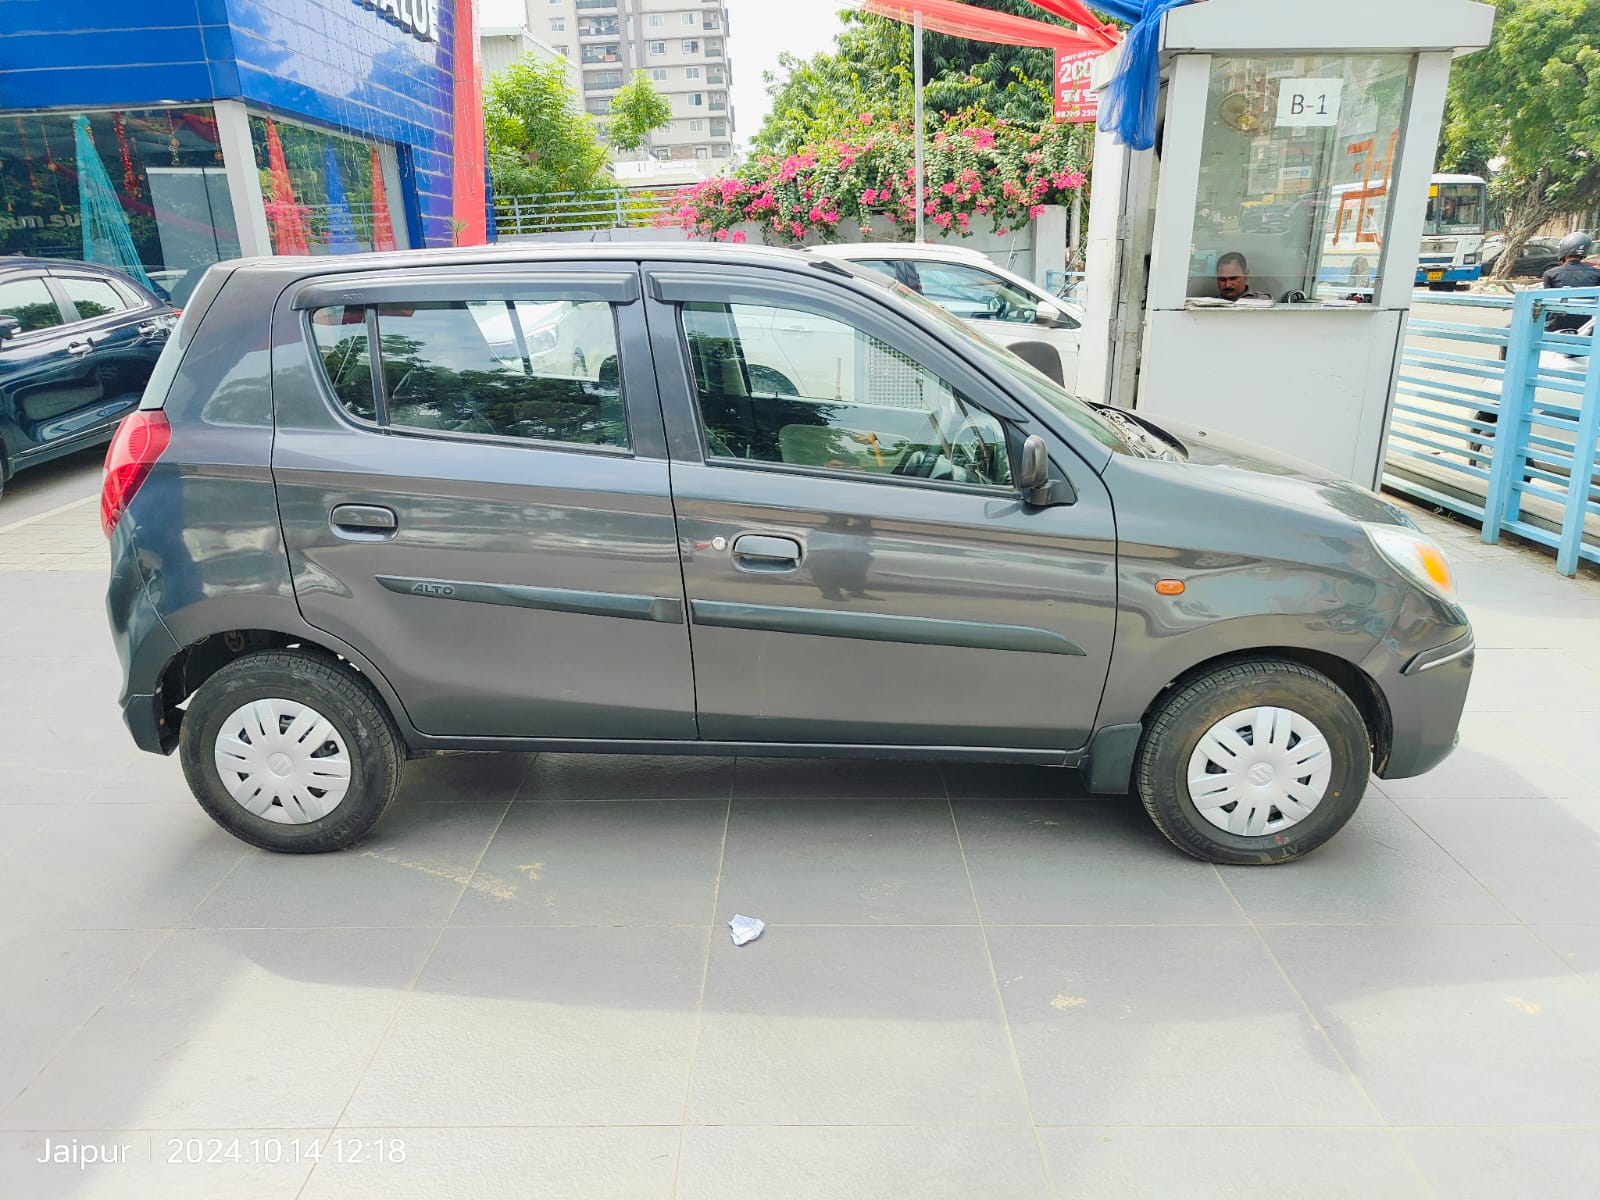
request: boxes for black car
[1478,236,1562,279]
[0,257,174,501]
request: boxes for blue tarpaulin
[73,115,156,290]
[1096,0,1195,151]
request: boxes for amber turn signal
[1155,579,1186,596]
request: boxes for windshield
[840,265,1132,456]
[1424,182,1487,236]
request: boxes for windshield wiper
[1089,405,1181,461]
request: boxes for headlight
[1364,523,1457,603]
[1464,253,1480,265]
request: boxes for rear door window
[0,276,65,333]
[58,277,131,323]
[308,297,628,448]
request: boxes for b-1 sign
[1055,49,1101,124]
[1275,79,1343,128]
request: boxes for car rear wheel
[1135,659,1370,865]
[179,649,403,853]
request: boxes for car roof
[2,255,135,275]
[221,240,825,282]
[811,242,1007,268]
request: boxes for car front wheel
[1135,659,1371,865]
[179,649,403,852]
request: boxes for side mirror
[1016,434,1049,493]
[1016,433,1074,507]
[1034,301,1062,328]
[0,315,20,343]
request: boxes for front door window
[679,301,1012,489]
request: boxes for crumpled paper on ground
[728,914,765,946]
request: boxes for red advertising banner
[1055,48,1101,124]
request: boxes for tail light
[101,410,171,537]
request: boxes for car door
[642,261,1118,752]
[271,263,696,741]
[46,272,169,441]
[0,272,112,462]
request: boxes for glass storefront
[1185,55,1414,306]
[247,113,397,257]
[0,107,238,304]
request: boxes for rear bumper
[1416,266,1480,284]
[106,526,181,755]
[1368,627,1475,779]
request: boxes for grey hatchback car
[104,243,1473,865]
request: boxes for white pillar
[913,10,925,244]
[213,100,272,258]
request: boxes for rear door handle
[330,504,398,541]
[67,341,94,358]
[732,533,802,571]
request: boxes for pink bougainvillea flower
[731,230,748,243]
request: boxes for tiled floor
[2,495,1599,1198]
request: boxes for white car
[810,243,1084,388]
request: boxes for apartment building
[531,0,734,162]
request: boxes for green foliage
[752,15,915,155]
[753,3,1090,155]
[607,72,674,154]
[1441,0,1600,270]
[922,0,1072,127]
[485,55,610,197]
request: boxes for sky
[478,0,852,146]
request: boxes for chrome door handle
[67,341,94,357]
[732,533,802,570]
[137,321,167,337]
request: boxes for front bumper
[1365,626,1475,779]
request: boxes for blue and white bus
[1415,173,1490,289]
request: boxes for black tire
[179,649,403,853]
[1135,659,1371,866]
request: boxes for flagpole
[913,6,925,242]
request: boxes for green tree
[753,4,1107,155]
[607,71,674,156]
[752,15,914,155]
[1440,0,1600,277]
[922,0,1076,127]
[484,55,609,197]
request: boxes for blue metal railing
[1386,287,1598,575]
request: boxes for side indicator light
[1155,579,1186,596]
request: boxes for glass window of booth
[1186,55,1414,307]
[0,107,238,305]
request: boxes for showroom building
[0,0,486,303]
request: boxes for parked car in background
[1477,236,1563,280]
[0,257,173,501]
[810,243,1085,389]
[106,243,1473,867]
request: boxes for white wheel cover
[1186,706,1334,838]
[213,699,353,825]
